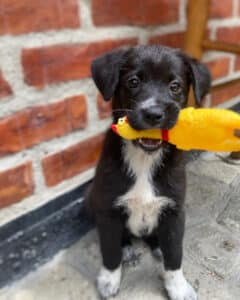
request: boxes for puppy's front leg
[96,214,123,299]
[158,211,197,300]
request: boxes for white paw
[97,266,122,299]
[164,269,197,300]
[167,280,197,300]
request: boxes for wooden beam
[184,0,210,106]
[184,0,210,59]
[203,40,240,54]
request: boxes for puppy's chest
[116,143,172,237]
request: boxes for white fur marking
[164,269,197,300]
[116,142,173,237]
[97,266,122,298]
[139,97,157,109]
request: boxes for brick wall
[0,0,240,225]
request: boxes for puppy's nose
[142,107,164,126]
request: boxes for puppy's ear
[187,57,211,106]
[91,48,127,101]
[181,54,211,106]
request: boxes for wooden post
[184,0,210,59]
[184,0,210,106]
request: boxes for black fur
[86,45,211,284]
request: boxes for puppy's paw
[97,266,122,299]
[151,247,165,278]
[122,245,141,267]
[167,281,197,300]
[152,247,163,262]
[164,269,197,300]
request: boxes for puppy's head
[91,45,211,151]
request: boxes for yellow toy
[111,107,240,152]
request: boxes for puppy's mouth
[134,138,163,151]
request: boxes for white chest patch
[116,142,173,237]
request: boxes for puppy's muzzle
[141,106,165,127]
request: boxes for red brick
[211,81,240,106]
[92,0,179,26]
[0,0,80,35]
[209,0,233,18]
[97,94,112,119]
[67,95,87,129]
[42,134,104,186]
[206,57,230,80]
[234,56,240,71]
[0,95,87,156]
[0,70,12,98]
[22,38,137,87]
[0,162,34,209]
[216,26,240,44]
[149,32,185,48]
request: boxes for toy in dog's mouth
[134,138,163,151]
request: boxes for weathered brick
[234,56,240,71]
[67,95,88,129]
[206,57,230,80]
[216,26,240,44]
[0,95,87,156]
[0,162,34,209]
[92,0,179,26]
[42,134,104,186]
[149,32,184,48]
[97,94,112,119]
[0,0,80,35]
[22,38,137,87]
[0,70,12,99]
[211,81,240,106]
[209,0,233,19]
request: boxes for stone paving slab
[186,152,240,228]
[185,222,240,282]
[1,230,239,300]
[217,178,240,235]
[0,254,98,300]
[0,153,240,300]
[186,152,240,184]
[185,173,230,227]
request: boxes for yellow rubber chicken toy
[111,107,240,152]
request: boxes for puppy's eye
[127,76,140,89]
[169,81,182,94]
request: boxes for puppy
[85,45,211,300]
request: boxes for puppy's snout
[142,106,165,127]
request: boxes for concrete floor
[0,152,240,300]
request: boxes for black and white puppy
[85,45,211,300]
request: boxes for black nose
[142,107,164,126]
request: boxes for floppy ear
[188,58,211,106]
[91,48,127,101]
[186,57,211,106]
[177,52,211,106]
